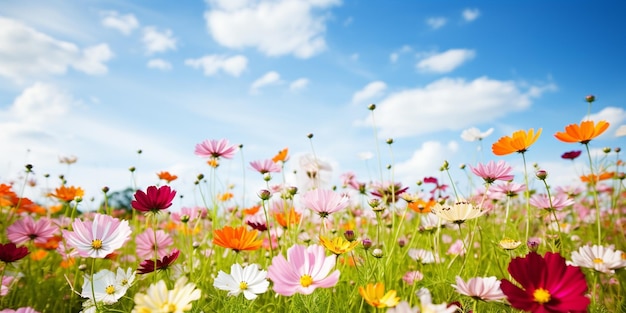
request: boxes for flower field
[0,98,625,313]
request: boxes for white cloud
[394,140,459,184]
[290,78,309,91]
[100,11,139,35]
[586,107,626,139]
[0,17,113,83]
[462,8,480,22]
[250,71,281,93]
[142,26,176,55]
[426,17,447,30]
[417,49,475,74]
[185,54,248,77]
[147,58,172,71]
[352,81,387,104]
[390,45,411,63]
[359,76,552,138]
[204,0,341,58]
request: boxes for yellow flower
[319,236,358,255]
[358,282,400,308]
[492,128,542,156]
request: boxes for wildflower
[570,244,626,274]
[137,249,180,274]
[498,238,522,250]
[402,271,423,285]
[416,288,458,313]
[359,282,400,308]
[554,120,609,144]
[461,127,494,142]
[470,160,514,184]
[50,185,84,202]
[0,242,29,263]
[529,194,575,211]
[131,185,176,215]
[386,301,419,313]
[431,199,485,224]
[500,251,589,312]
[62,214,131,258]
[302,189,350,218]
[561,150,582,160]
[580,171,614,184]
[132,276,201,313]
[81,269,127,304]
[0,308,40,313]
[319,236,359,255]
[267,244,340,296]
[213,226,262,253]
[135,228,174,259]
[115,267,136,290]
[492,128,542,156]
[7,215,57,245]
[407,198,436,214]
[213,263,269,300]
[194,138,238,159]
[156,171,178,183]
[250,159,282,174]
[370,181,409,204]
[272,148,289,163]
[408,248,437,264]
[491,182,526,198]
[452,276,506,302]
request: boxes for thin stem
[521,152,531,243]
[584,143,602,245]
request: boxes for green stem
[521,152,531,243]
[584,143,602,245]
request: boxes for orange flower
[50,185,84,202]
[492,128,542,156]
[554,120,609,144]
[580,172,615,183]
[213,226,262,252]
[408,198,436,214]
[15,197,46,215]
[218,192,233,202]
[30,249,48,261]
[242,205,261,215]
[274,208,301,228]
[272,148,289,163]
[157,171,178,183]
[35,235,63,250]
[0,184,18,207]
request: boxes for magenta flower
[529,193,575,211]
[501,252,589,312]
[561,150,582,160]
[135,228,173,259]
[370,181,409,204]
[470,160,514,184]
[194,138,238,159]
[131,185,176,214]
[452,276,506,302]
[7,215,57,245]
[302,189,350,218]
[250,159,282,174]
[137,249,180,274]
[267,244,340,296]
[62,213,132,258]
[0,243,29,263]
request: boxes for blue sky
[1,0,625,209]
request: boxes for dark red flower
[370,182,408,204]
[561,150,582,160]
[137,249,180,274]
[501,251,589,313]
[131,185,176,214]
[0,242,29,263]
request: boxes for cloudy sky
[1,0,625,209]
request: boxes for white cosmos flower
[417,288,458,313]
[213,263,269,300]
[115,267,136,292]
[452,276,506,301]
[461,127,494,142]
[431,200,485,224]
[81,269,125,304]
[570,244,626,274]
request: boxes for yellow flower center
[105,285,115,295]
[91,239,103,249]
[300,275,313,287]
[120,279,128,286]
[593,257,604,264]
[165,304,177,313]
[533,288,551,304]
[239,281,248,290]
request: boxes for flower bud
[287,186,298,196]
[263,173,272,181]
[344,230,356,242]
[368,104,376,110]
[386,138,394,144]
[459,163,466,170]
[371,248,384,258]
[307,133,314,139]
[368,199,381,208]
[615,147,621,153]
[362,238,373,250]
[398,237,407,248]
[585,95,595,103]
[129,166,136,172]
[535,170,548,180]
[258,189,271,201]
[197,173,204,180]
[527,237,541,252]
[102,186,109,193]
[25,164,33,172]
[602,147,611,154]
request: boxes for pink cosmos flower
[7,215,57,245]
[267,244,340,296]
[452,276,506,302]
[470,160,514,184]
[302,189,350,218]
[135,228,174,259]
[62,213,132,258]
[250,159,282,174]
[529,193,575,211]
[1,276,16,296]
[0,307,40,313]
[194,138,238,159]
[171,206,207,223]
[491,182,526,198]
[402,271,424,285]
[131,185,176,214]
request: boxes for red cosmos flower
[137,249,180,274]
[131,185,176,214]
[501,252,589,313]
[561,150,582,160]
[0,242,29,263]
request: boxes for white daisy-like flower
[81,269,125,304]
[461,127,494,142]
[115,267,136,293]
[452,276,506,301]
[213,263,269,300]
[407,248,437,264]
[431,200,485,224]
[417,288,458,313]
[132,276,201,313]
[570,244,626,274]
